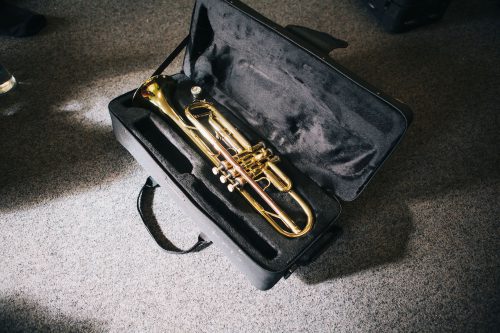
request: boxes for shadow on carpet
[0,296,103,333]
[297,0,499,284]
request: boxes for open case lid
[182,0,411,201]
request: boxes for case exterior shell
[109,0,412,290]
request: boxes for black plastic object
[367,0,450,32]
[109,0,412,290]
[0,1,47,37]
[285,25,348,55]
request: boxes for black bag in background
[367,0,451,32]
[0,1,46,37]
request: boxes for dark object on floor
[0,1,46,37]
[367,0,450,32]
[109,0,412,290]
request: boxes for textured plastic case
[109,0,412,290]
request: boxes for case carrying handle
[137,177,212,254]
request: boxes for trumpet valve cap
[212,167,220,175]
[219,175,228,184]
[191,86,202,99]
[227,184,239,192]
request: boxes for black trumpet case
[109,0,412,290]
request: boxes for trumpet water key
[133,75,314,238]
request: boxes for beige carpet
[1,0,499,331]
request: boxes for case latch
[283,264,298,279]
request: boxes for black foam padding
[183,0,409,201]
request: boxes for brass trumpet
[133,75,313,238]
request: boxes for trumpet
[133,75,313,238]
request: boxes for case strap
[137,177,212,254]
[152,35,190,77]
[284,25,348,55]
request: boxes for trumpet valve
[212,160,233,175]
[227,183,238,192]
[228,168,239,177]
[251,142,266,151]
[269,155,280,163]
[227,177,245,192]
[253,147,275,162]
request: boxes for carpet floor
[1,0,499,332]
